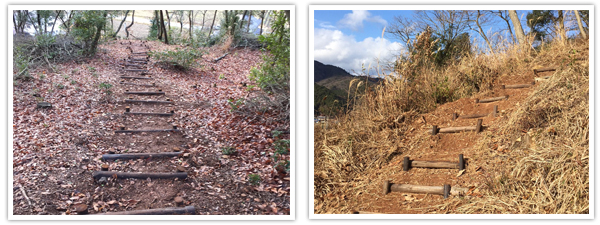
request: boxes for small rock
[98,177,107,185]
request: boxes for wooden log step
[352,211,384,214]
[36,102,52,109]
[403,154,464,171]
[432,119,482,135]
[475,95,508,103]
[92,171,187,180]
[500,81,535,89]
[115,126,179,133]
[124,69,149,72]
[119,82,156,87]
[124,112,174,116]
[124,91,165,95]
[383,181,468,198]
[124,99,173,104]
[125,60,147,64]
[533,67,556,74]
[97,206,195,215]
[452,105,498,120]
[130,51,149,55]
[120,76,153,80]
[102,152,183,160]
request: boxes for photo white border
[7,4,295,221]
[309,4,594,220]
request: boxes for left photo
[10,6,292,218]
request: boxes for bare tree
[165,10,171,31]
[199,10,207,33]
[466,10,494,54]
[125,10,135,38]
[247,10,252,32]
[160,10,169,44]
[113,10,129,37]
[508,10,526,45]
[259,10,267,35]
[188,10,195,40]
[492,10,516,44]
[49,10,62,34]
[240,10,248,30]
[208,10,217,38]
[574,10,587,39]
[556,10,567,43]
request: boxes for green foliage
[99,82,113,94]
[314,83,346,116]
[227,98,244,111]
[221,146,236,155]
[248,10,290,94]
[150,48,205,71]
[271,130,283,138]
[430,76,455,104]
[55,83,65,89]
[39,73,46,80]
[526,10,556,41]
[72,10,108,56]
[219,74,225,79]
[272,139,290,161]
[248,174,260,186]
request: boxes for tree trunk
[247,11,252,32]
[156,10,162,40]
[508,10,526,46]
[179,11,183,35]
[89,11,107,55]
[188,10,194,41]
[240,10,248,30]
[259,10,265,35]
[200,10,207,33]
[50,10,61,35]
[557,10,566,43]
[36,10,42,34]
[208,10,217,38]
[27,11,38,34]
[113,10,129,37]
[126,10,135,38]
[476,10,494,54]
[165,10,171,31]
[160,10,169,44]
[574,10,587,39]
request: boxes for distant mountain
[314,60,352,82]
[314,61,384,116]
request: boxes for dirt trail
[337,69,556,214]
[13,39,290,215]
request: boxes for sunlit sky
[313,10,539,76]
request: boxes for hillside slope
[314,40,589,214]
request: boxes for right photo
[310,5,592,217]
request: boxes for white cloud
[318,22,336,29]
[337,10,387,31]
[314,28,403,76]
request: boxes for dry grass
[314,38,589,214]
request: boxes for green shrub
[227,98,244,111]
[150,48,205,71]
[248,174,260,186]
[99,82,112,94]
[221,146,236,155]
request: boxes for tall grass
[314,36,589,214]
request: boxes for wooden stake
[125,106,130,112]
[101,164,109,171]
[431,125,438,135]
[476,119,483,133]
[97,206,195,215]
[493,105,498,117]
[459,154,465,170]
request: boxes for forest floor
[12,39,290,215]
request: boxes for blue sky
[312,10,557,77]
